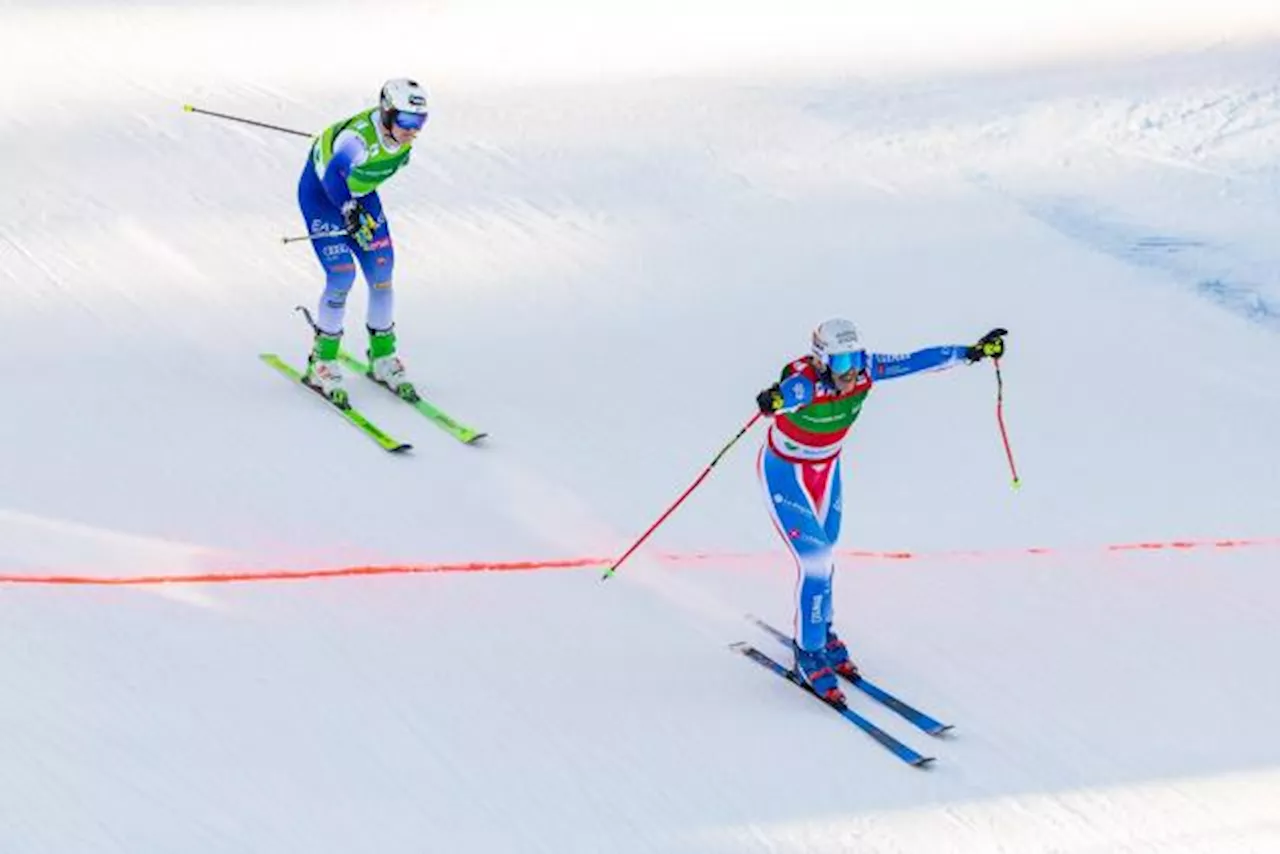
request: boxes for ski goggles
[392,110,428,131]
[828,349,866,377]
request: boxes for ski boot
[825,627,860,680]
[302,329,349,408]
[793,641,845,704]
[367,325,419,402]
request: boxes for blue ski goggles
[828,349,866,377]
[392,110,428,131]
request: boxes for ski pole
[182,104,313,138]
[992,358,1021,488]
[281,231,347,245]
[182,105,333,246]
[602,412,763,581]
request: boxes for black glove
[341,199,378,250]
[966,327,1008,363]
[756,383,784,416]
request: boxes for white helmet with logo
[811,318,867,378]
[379,78,430,133]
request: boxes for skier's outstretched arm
[870,328,1007,381]
[869,345,968,381]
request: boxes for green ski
[260,353,412,453]
[338,350,487,445]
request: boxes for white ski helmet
[379,78,430,132]
[811,318,867,378]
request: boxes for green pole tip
[182,104,193,111]
[1011,478,1022,490]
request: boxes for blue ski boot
[825,627,860,680]
[793,641,845,704]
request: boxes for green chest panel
[784,389,867,435]
[313,108,413,196]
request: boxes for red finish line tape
[0,537,1276,586]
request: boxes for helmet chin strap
[377,112,401,147]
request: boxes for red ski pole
[992,358,1021,488]
[602,412,763,580]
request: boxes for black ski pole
[182,104,313,138]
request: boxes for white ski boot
[367,325,418,401]
[303,329,349,407]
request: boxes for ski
[731,642,934,767]
[337,350,487,445]
[260,353,412,453]
[748,615,953,737]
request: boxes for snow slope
[2,3,1279,852]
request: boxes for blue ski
[748,615,953,737]
[731,642,934,767]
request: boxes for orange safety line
[0,558,604,586]
[1,537,1276,586]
